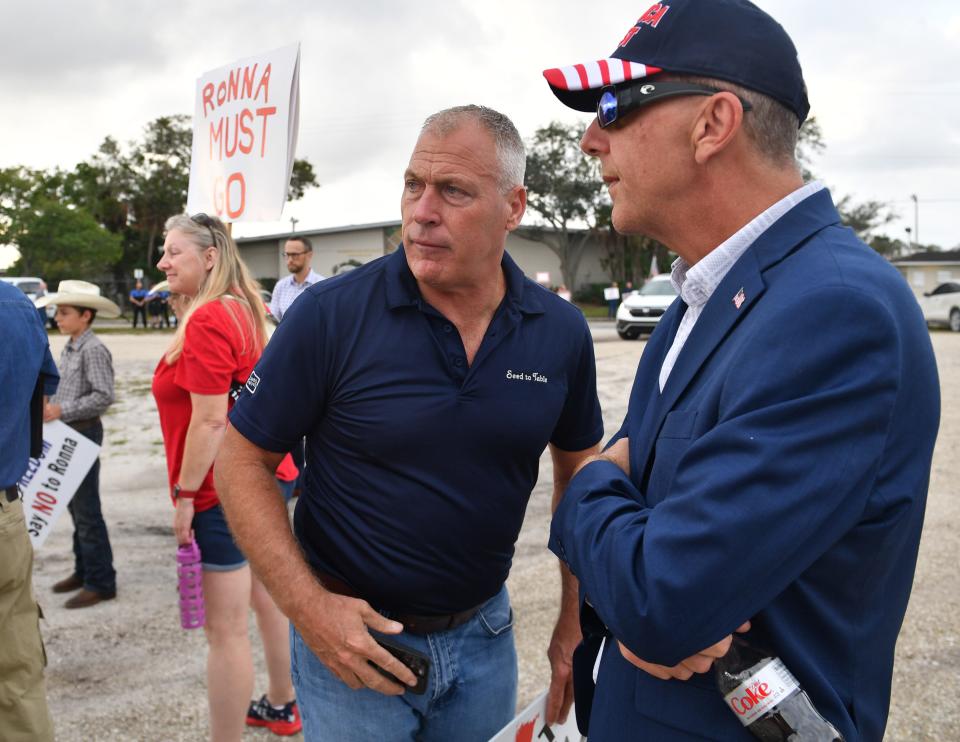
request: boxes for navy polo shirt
[229,247,603,614]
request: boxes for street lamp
[290,217,299,233]
[910,194,918,249]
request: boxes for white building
[892,250,960,299]
[236,221,610,292]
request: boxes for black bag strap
[30,376,44,459]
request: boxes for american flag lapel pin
[733,287,746,309]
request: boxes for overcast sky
[2,0,958,251]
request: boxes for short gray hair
[661,74,800,166]
[421,105,526,191]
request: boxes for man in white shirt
[269,236,324,321]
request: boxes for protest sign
[488,690,584,742]
[187,43,301,221]
[603,287,621,301]
[19,420,100,548]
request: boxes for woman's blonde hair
[162,213,267,364]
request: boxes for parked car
[615,274,678,339]
[919,282,960,332]
[1,276,57,328]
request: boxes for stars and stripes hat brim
[543,59,663,113]
[542,0,810,124]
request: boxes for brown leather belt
[4,485,19,503]
[315,571,479,636]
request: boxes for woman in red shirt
[153,214,300,739]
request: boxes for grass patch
[576,303,612,319]
[110,438,128,446]
[47,327,176,336]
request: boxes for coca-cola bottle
[714,636,844,741]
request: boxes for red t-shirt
[152,298,298,511]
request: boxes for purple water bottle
[177,539,205,629]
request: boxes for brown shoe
[64,588,116,609]
[52,574,83,593]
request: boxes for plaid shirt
[270,269,324,321]
[52,329,114,422]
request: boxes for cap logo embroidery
[619,4,671,47]
[639,3,671,28]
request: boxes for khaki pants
[0,496,54,742]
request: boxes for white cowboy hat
[35,280,122,319]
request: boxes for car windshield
[638,280,677,297]
[7,280,43,294]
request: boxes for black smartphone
[368,636,430,695]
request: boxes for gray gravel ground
[34,326,959,740]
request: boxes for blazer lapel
[631,187,843,484]
[628,299,687,481]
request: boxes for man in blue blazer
[542,1,940,740]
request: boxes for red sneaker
[245,694,302,736]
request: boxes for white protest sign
[488,690,584,742]
[535,272,551,285]
[19,420,100,548]
[187,43,301,221]
[603,287,620,301]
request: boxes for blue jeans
[291,585,517,741]
[67,422,116,594]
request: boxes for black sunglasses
[597,81,753,129]
[191,213,219,246]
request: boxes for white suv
[615,274,678,340]
[918,282,960,332]
[1,276,57,328]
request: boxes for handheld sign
[187,43,301,221]
[19,420,100,549]
[603,287,620,301]
[488,690,584,742]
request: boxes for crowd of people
[1,2,943,741]
[129,279,174,329]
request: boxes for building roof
[235,220,401,244]
[234,220,589,246]
[893,249,960,265]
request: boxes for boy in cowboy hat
[35,281,121,609]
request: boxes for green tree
[524,122,610,289]
[795,116,913,252]
[66,115,319,280]
[797,116,825,183]
[10,200,122,285]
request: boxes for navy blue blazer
[549,189,940,741]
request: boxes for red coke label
[723,659,800,726]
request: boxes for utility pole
[910,194,919,249]
[290,217,299,233]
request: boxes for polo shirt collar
[386,245,544,315]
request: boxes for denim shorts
[192,504,246,572]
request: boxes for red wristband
[173,484,199,500]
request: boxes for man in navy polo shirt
[541,2,939,740]
[217,105,603,741]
